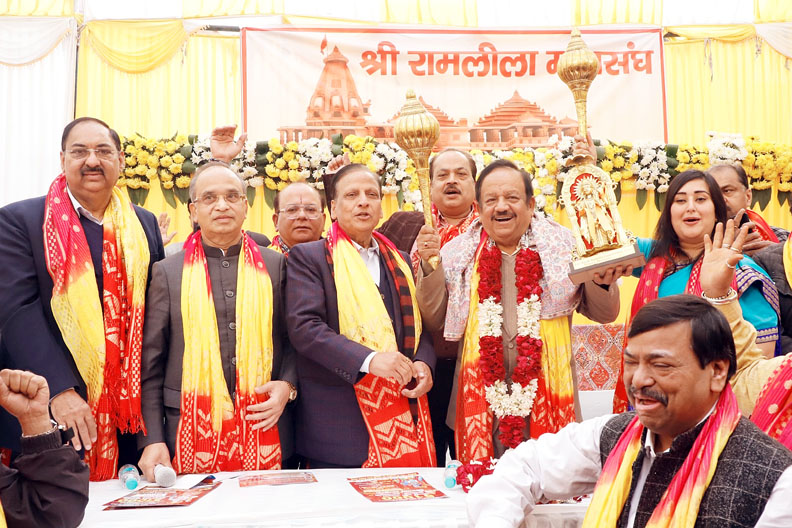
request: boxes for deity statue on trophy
[557,29,644,284]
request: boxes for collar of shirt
[66,185,104,225]
[643,403,717,458]
[351,238,381,286]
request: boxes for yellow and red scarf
[43,174,149,481]
[584,385,741,528]
[614,255,739,412]
[174,231,281,473]
[456,230,575,463]
[326,222,436,467]
[268,235,289,255]
[410,204,479,271]
[745,210,780,243]
[751,238,792,448]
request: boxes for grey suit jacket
[138,239,297,460]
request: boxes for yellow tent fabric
[573,0,663,25]
[0,0,72,16]
[665,25,756,41]
[754,0,792,23]
[665,37,792,145]
[383,0,477,26]
[80,21,193,74]
[182,0,283,18]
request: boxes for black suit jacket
[138,242,297,459]
[286,239,435,467]
[0,196,164,451]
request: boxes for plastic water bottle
[118,464,140,490]
[154,464,177,487]
[443,460,463,488]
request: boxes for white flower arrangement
[707,131,748,166]
[477,297,504,338]
[484,379,539,418]
[297,137,334,189]
[376,142,411,195]
[630,141,670,192]
[516,294,541,337]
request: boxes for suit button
[222,261,230,268]
[231,357,237,366]
[229,322,236,330]
[508,343,515,350]
[225,290,234,298]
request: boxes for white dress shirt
[350,239,382,373]
[466,414,792,528]
[66,185,103,225]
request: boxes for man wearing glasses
[210,125,327,255]
[0,117,165,480]
[137,161,296,478]
[270,183,326,255]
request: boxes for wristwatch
[285,381,298,402]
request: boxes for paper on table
[170,474,212,489]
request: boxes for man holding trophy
[414,29,637,462]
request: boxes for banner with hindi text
[242,26,667,150]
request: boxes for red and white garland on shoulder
[477,238,544,449]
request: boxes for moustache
[443,184,460,193]
[81,167,105,176]
[628,386,668,406]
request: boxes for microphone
[154,464,177,487]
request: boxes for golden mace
[557,28,600,165]
[394,90,440,269]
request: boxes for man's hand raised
[210,125,246,163]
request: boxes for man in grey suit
[137,162,296,480]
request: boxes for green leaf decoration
[654,189,666,211]
[331,144,343,157]
[174,186,190,205]
[126,187,141,205]
[255,153,268,165]
[331,133,343,145]
[593,138,601,146]
[160,182,177,208]
[595,146,605,161]
[776,191,790,207]
[397,188,404,208]
[246,185,257,206]
[665,144,678,158]
[264,187,276,209]
[755,188,772,211]
[188,134,197,145]
[179,145,192,159]
[256,141,269,154]
[636,188,647,210]
[181,161,196,174]
[614,183,622,204]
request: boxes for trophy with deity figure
[557,29,645,284]
[394,90,441,269]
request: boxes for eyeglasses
[195,192,244,207]
[66,147,117,160]
[279,205,322,219]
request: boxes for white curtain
[0,17,76,206]
[755,22,792,59]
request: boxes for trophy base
[568,243,646,285]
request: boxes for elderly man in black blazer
[287,164,436,468]
[0,117,164,476]
[137,162,296,480]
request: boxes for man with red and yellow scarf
[0,118,165,481]
[467,222,792,527]
[417,153,625,463]
[137,162,296,479]
[286,164,436,468]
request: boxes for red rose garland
[477,241,544,449]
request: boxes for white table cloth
[80,467,587,527]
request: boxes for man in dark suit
[137,162,296,479]
[0,117,164,477]
[287,164,436,468]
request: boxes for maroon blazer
[286,239,435,467]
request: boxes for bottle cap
[125,478,138,490]
[444,476,456,488]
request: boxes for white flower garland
[707,131,747,166]
[477,256,541,420]
[630,141,670,192]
